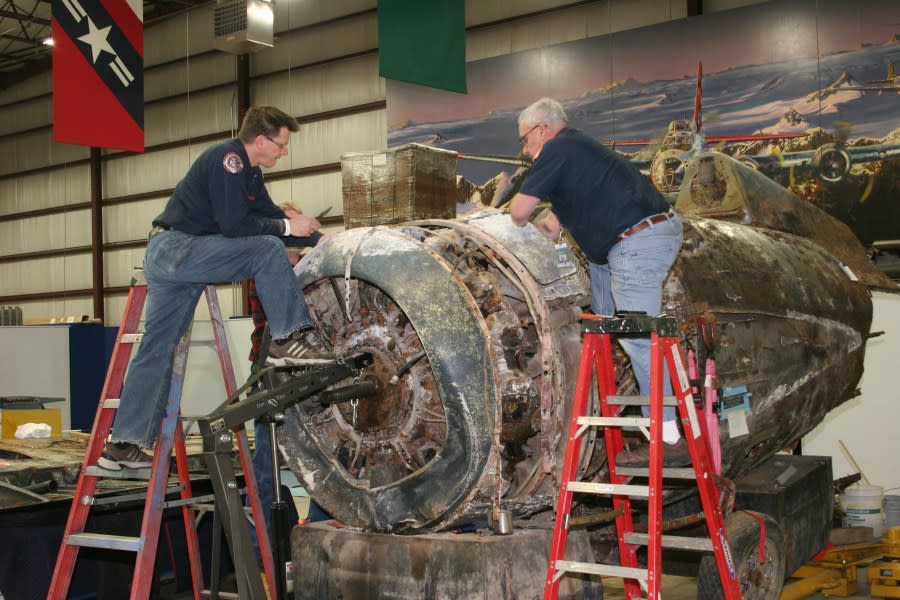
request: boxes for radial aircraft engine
[277,151,890,534]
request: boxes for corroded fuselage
[278,153,883,534]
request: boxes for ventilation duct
[213,0,274,55]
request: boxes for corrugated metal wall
[0,0,764,325]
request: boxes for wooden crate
[341,143,457,229]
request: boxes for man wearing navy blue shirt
[99,106,332,470]
[509,97,687,467]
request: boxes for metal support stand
[269,416,291,600]
[195,354,374,600]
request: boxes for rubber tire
[696,511,786,600]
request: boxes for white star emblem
[77,18,116,64]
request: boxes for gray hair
[519,98,568,128]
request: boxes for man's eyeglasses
[264,135,288,151]
[519,123,542,146]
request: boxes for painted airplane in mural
[612,62,805,195]
[735,134,900,184]
[844,58,900,93]
[449,61,900,203]
[611,61,900,195]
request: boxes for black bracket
[192,353,374,600]
[581,312,678,337]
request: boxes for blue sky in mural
[387,0,900,187]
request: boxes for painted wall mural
[386,0,900,252]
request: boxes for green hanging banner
[377,0,467,94]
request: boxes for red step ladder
[544,315,741,600]
[46,272,276,599]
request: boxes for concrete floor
[157,568,876,599]
[603,574,872,599]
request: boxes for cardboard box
[0,408,62,439]
[341,143,458,229]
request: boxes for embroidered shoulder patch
[223,152,244,174]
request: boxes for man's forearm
[509,192,539,226]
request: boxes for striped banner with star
[52,0,144,152]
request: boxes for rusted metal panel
[677,152,898,291]
[293,522,601,599]
[621,213,870,482]
[281,227,503,533]
[278,153,879,535]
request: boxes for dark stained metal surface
[666,217,872,477]
[277,154,879,534]
[677,152,898,291]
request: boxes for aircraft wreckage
[276,151,895,537]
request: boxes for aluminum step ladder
[544,314,741,600]
[46,272,276,600]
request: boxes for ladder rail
[597,332,645,600]
[644,331,665,597]
[544,318,743,600]
[665,339,740,597]
[46,282,148,600]
[174,413,204,600]
[47,281,275,600]
[129,329,194,599]
[543,332,600,599]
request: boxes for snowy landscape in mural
[390,39,900,186]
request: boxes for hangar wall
[0,0,764,324]
[1,0,897,496]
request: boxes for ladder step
[163,492,217,510]
[616,466,698,479]
[555,559,648,581]
[608,394,678,406]
[567,481,649,497]
[624,532,715,551]
[84,465,152,479]
[66,532,142,552]
[103,398,120,409]
[576,416,651,428]
[200,591,240,599]
[120,333,143,344]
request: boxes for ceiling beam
[0,32,44,46]
[0,9,50,26]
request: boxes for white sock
[662,420,681,445]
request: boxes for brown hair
[238,106,300,143]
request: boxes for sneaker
[266,327,336,366]
[615,438,691,468]
[97,442,153,471]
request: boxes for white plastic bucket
[884,495,900,530]
[842,484,884,538]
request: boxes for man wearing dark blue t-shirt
[509,97,687,467]
[97,106,334,471]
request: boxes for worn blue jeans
[590,212,683,420]
[110,230,312,447]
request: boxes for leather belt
[148,225,171,239]
[614,209,676,245]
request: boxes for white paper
[726,410,749,438]
[14,422,51,439]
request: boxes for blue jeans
[590,212,683,419]
[111,230,312,447]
